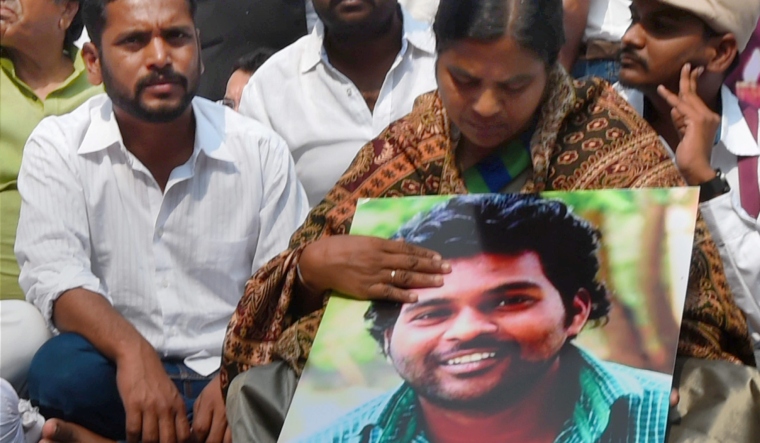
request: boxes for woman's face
[437,35,548,155]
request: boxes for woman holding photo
[221,0,754,440]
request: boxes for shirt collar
[613,82,645,115]
[560,346,642,441]
[78,97,236,163]
[78,97,123,155]
[374,383,426,442]
[1,47,89,97]
[299,5,436,74]
[719,84,760,157]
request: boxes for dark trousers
[27,333,214,440]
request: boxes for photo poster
[279,188,699,443]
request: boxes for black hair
[231,48,276,76]
[81,0,197,47]
[364,194,610,348]
[433,0,565,66]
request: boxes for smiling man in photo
[302,194,671,443]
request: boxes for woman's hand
[298,235,452,304]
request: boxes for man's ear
[566,288,592,337]
[81,42,103,86]
[383,328,393,357]
[706,33,739,75]
[196,28,205,75]
[59,0,79,32]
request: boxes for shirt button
[161,279,169,288]
[346,88,352,96]
[156,227,164,237]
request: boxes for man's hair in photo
[82,0,197,47]
[364,194,610,348]
[434,0,565,67]
[231,48,276,76]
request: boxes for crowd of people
[1,0,759,442]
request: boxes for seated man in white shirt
[614,0,760,346]
[14,0,308,441]
[241,0,438,207]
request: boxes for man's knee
[27,333,118,415]
[226,362,298,443]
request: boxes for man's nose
[442,308,498,342]
[622,22,645,49]
[146,38,171,68]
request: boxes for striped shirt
[299,345,671,443]
[15,95,309,375]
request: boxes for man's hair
[433,0,565,67]
[231,48,275,76]
[81,0,197,47]
[364,194,610,347]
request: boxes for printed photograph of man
[280,192,696,443]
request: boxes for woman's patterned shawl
[220,66,754,393]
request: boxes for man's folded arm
[15,121,109,329]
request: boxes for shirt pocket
[188,235,257,301]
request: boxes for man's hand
[657,63,721,185]
[51,289,192,443]
[299,235,452,305]
[191,374,231,443]
[116,342,191,443]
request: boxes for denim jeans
[27,333,214,440]
[572,59,622,84]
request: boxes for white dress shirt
[240,6,438,207]
[15,95,309,375]
[585,0,632,42]
[398,0,439,24]
[615,84,760,335]
[303,1,439,34]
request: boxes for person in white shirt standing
[614,0,760,354]
[240,0,438,208]
[14,0,309,441]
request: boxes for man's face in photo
[384,251,590,410]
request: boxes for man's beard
[101,62,197,123]
[321,2,399,42]
[412,371,549,414]
[394,337,558,414]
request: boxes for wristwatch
[698,168,730,202]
